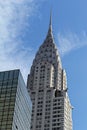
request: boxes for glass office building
[0,69,32,130]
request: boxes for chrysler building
[27,14,73,130]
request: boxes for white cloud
[58,31,87,56]
[0,0,46,82]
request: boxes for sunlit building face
[27,15,73,130]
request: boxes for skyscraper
[27,14,72,130]
[0,69,32,130]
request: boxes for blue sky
[0,0,87,130]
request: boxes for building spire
[49,8,52,33]
[46,8,53,40]
[49,8,52,28]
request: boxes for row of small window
[0,90,17,97]
[35,66,45,70]
[0,99,15,104]
[0,85,17,90]
[35,69,45,73]
[45,104,51,107]
[53,103,63,106]
[0,70,19,81]
[36,111,63,118]
[35,124,50,129]
[34,79,45,83]
[53,99,64,102]
[44,128,50,130]
[38,89,44,92]
[53,110,64,114]
[0,111,14,116]
[38,86,45,89]
[38,80,45,83]
[37,109,42,112]
[37,113,42,116]
[36,125,41,128]
[45,112,50,115]
[32,103,51,109]
[0,97,16,103]
[52,127,62,130]
[0,94,16,99]
[0,104,14,109]
[38,94,43,98]
[0,108,14,113]
[37,98,43,102]
[46,96,51,99]
[45,108,50,111]
[0,96,15,101]
[46,91,52,95]
[0,115,13,121]
[35,66,54,72]
[40,48,55,54]
[45,116,50,119]
[53,115,64,118]
[52,123,62,126]
[0,116,13,120]
[43,39,54,46]
[0,79,18,87]
[52,119,61,122]
[0,102,15,108]
[32,105,43,109]
[0,125,12,129]
[53,107,63,110]
[46,100,51,103]
[44,124,50,127]
[0,80,18,88]
[0,120,12,125]
[38,101,43,104]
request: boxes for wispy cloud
[58,31,87,56]
[0,0,46,81]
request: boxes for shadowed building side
[0,69,32,130]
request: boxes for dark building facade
[0,69,32,130]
